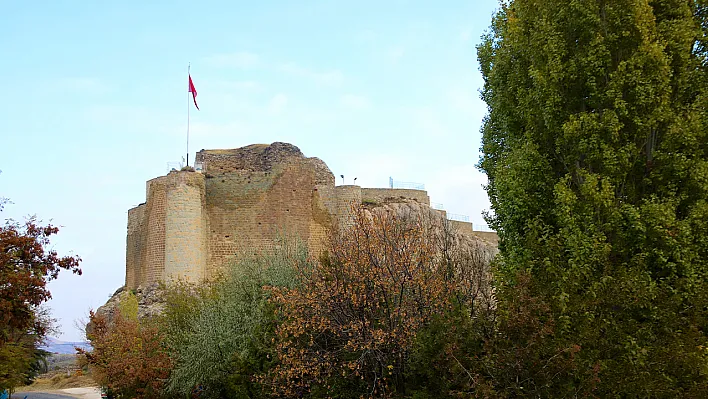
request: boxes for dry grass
[16,371,96,391]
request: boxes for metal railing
[166,161,184,173]
[431,202,445,210]
[447,213,470,222]
[472,223,495,232]
[389,177,425,190]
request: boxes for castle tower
[163,171,207,283]
[125,170,207,289]
[334,185,363,227]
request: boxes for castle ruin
[125,142,496,289]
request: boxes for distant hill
[40,337,92,354]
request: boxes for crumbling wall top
[195,142,309,174]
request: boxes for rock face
[94,284,165,326]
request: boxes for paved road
[11,388,100,399]
[11,393,75,399]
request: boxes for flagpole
[187,63,190,167]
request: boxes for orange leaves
[0,217,81,338]
[0,214,82,389]
[268,203,491,397]
[81,310,172,399]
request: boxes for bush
[80,311,172,399]
[268,205,492,397]
[162,240,306,399]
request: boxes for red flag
[188,74,199,110]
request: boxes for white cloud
[204,52,260,69]
[279,63,344,86]
[268,93,288,113]
[340,94,371,110]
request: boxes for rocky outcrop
[94,284,165,324]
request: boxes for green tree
[162,240,305,399]
[477,0,708,396]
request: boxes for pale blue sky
[1,0,499,341]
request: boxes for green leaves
[477,0,708,395]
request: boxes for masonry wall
[333,185,363,228]
[143,178,167,286]
[450,220,499,246]
[203,161,331,277]
[164,172,207,283]
[126,143,498,289]
[125,205,146,289]
[361,188,430,206]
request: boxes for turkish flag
[188,75,199,110]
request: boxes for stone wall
[143,178,167,285]
[164,171,207,283]
[450,220,499,246]
[361,188,430,206]
[125,205,145,289]
[202,159,330,277]
[126,142,498,289]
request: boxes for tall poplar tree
[478,0,708,395]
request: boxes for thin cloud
[447,87,478,113]
[424,162,491,226]
[52,77,109,94]
[340,94,371,110]
[204,52,260,69]
[279,62,344,86]
[268,93,288,114]
[353,29,376,43]
[389,47,405,63]
[216,80,262,91]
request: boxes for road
[11,388,100,399]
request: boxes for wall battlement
[126,142,495,289]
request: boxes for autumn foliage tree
[0,206,81,391]
[81,309,172,399]
[268,203,493,397]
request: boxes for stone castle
[125,142,497,289]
